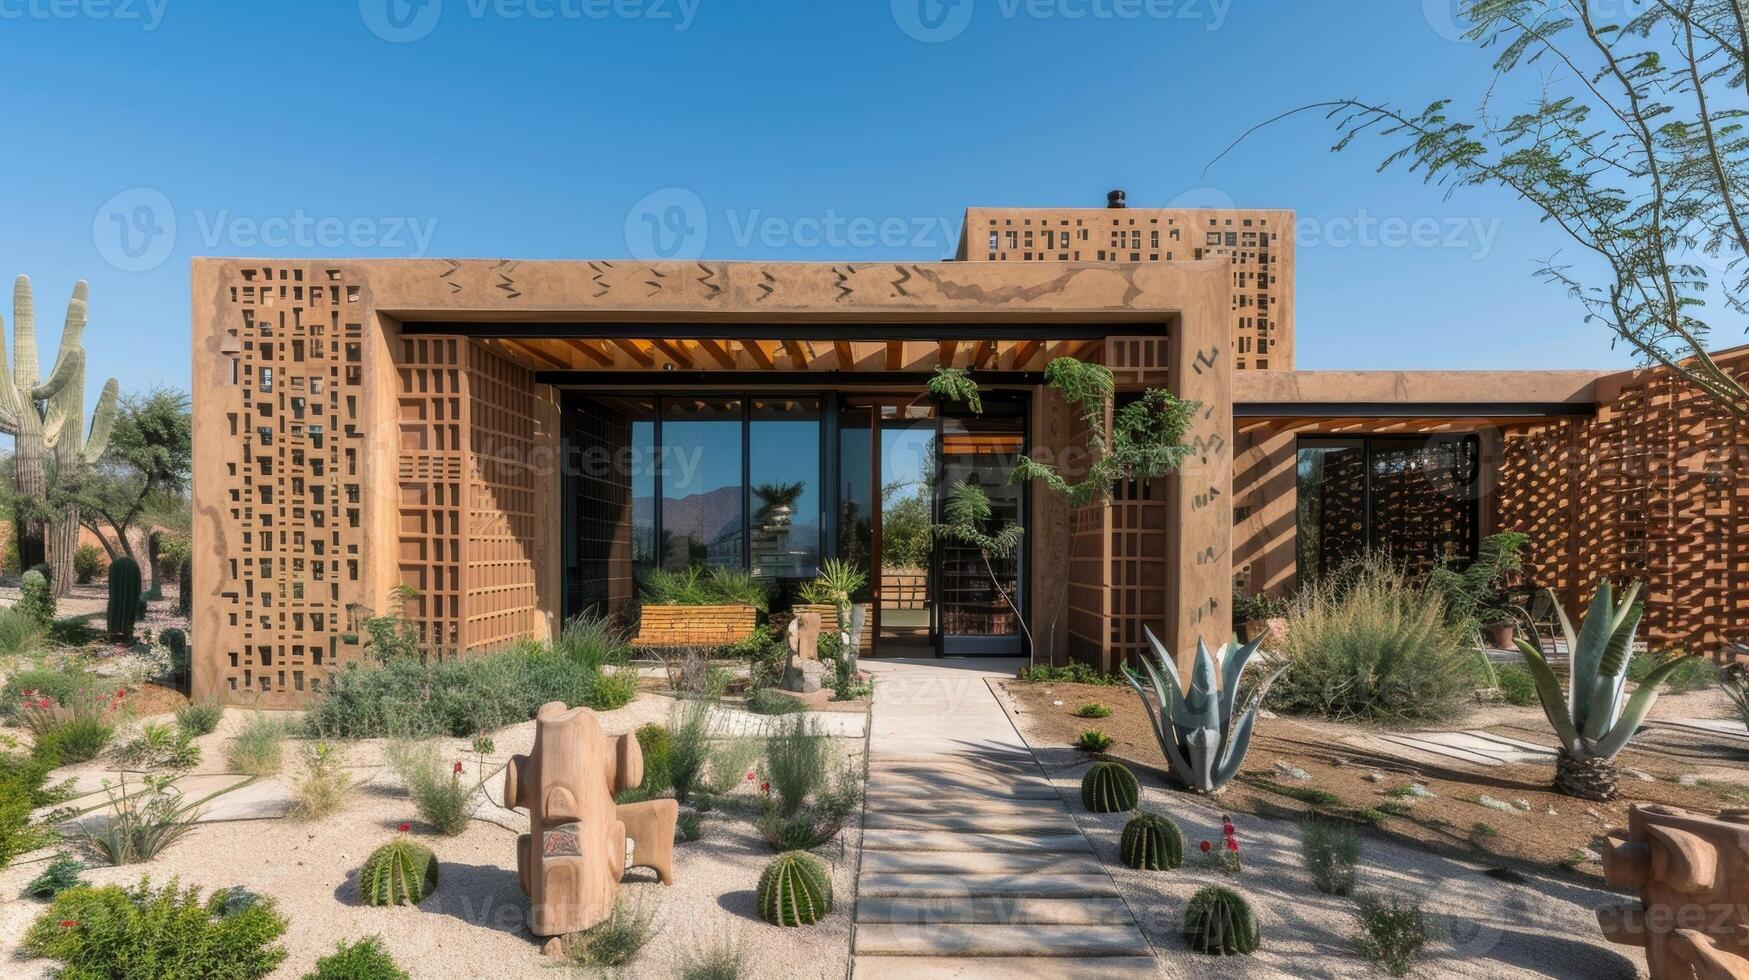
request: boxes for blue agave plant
[1122,627,1286,794]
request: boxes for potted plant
[1428,531,1531,651]
[1232,591,1288,647]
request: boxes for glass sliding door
[748,397,822,597]
[1295,435,1481,584]
[562,396,653,621]
[660,397,745,570]
[875,401,937,656]
[938,400,1027,655]
[1296,439,1367,582]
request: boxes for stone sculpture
[782,611,824,694]
[1598,804,1749,979]
[503,702,678,942]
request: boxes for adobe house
[190,195,1749,707]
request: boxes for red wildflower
[36,698,52,710]
[1200,840,1212,853]
[1227,839,1240,853]
[760,782,771,794]
[19,689,34,699]
[453,761,464,775]
[58,920,76,929]
[398,822,411,833]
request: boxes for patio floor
[851,659,1156,978]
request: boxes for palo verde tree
[0,277,120,592]
[1220,0,1749,417]
[71,388,193,594]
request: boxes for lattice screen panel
[463,342,539,651]
[216,266,365,704]
[396,337,466,656]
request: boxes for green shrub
[1301,817,1360,896]
[23,877,288,979]
[635,723,672,794]
[304,936,409,980]
[25,852,87,899]
[385,740,472,835]
[1182,885,1260,956]
[552,612,625,671]
[1073,729,1113,752]
[74,545,106,585]
[1074,702,1112,718]
[176,698,224,737]
[1353,895,1431,977]
[115,722,201,770]
[676,810,702,842]
[640,566,771,612]
[0,743,61,869]
[224,713,292,776]
[75,775,203,865]
[1495,664,1538,706]
[17,570,55,628]
[764,715,829,818]
[678,934,747,980]
[290,742,354,821]
[36,715,117,764]
[570,897,654,968]
[0,606,48,663]
[745,687,807,715]
[4,666,94,720]
[667,699,714,805]
[357,838,439,907]
[1015,662,1121,685]
[1269,555,1478,724]
[1629,653,1720,694]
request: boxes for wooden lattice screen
[213,266,367,704]
[1499,353,1749,657]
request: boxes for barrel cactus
[1080,761,1140,813]
[1183,885,1260,955]
[358,838,439,907]
[757,851,833,926]
[1513,581,1697,801]
[1123,627,1286,794]
[1121,812,1184,870]
[106,556,142,640]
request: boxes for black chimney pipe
[1107,189,1127,209]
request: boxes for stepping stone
[853,956,1156,979]
[861,829,1093,854]
[855,923,1148,957]
[859,850,1105,876]
[860,796,1056,817]
[857,873,1119,899]
[857,895,1132,926]
[862,812,1081,835]
[867,779,1061,801]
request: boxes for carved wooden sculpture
[1599,805,1749,979]
[782,611,824,694]
[504,702,677,939]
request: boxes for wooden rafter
[1011,340,1041,369]
[504,339,569,370]
[611,339,656,368]
[834,341,855,369]
[886,341,903,370]
[742,340,774,370]
[973,340,997,369]
[939,340,958,368]
[651,339,694,368]
[696,339,738,369]
[561,339,615,367]
[782,340,808,366]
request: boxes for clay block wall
[1498,352,1749,657]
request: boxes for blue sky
[0,0,1650,403]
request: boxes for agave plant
[1122,627,1286,794]
[1512,581,1695,801]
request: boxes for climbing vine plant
[1012,357,1199,505]
[926,366,982,415]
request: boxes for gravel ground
[1,693,866,979]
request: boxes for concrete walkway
[851,659,1156,979]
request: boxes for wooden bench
[630,604,759,649]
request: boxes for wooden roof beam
[696,339,738,369]
[651,339,695,368]
[611,339,656,368]
[742,341,774,370]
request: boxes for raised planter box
[631,604,759,649]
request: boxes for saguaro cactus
[0,277,119,594]
[108,556,143,641]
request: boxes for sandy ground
[992,684,1650,979]
[0,578,187,635]
[1,692,866,979]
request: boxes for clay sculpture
[1598,804,1749,979]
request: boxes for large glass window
[563,397,653,619]
[661,397,744,570]
[749,397,822,585]
[1296,435,1480,583]
[836,403,874,602]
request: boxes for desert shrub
[1073,729,1113,752]
[5,666,96,721]
[1268,555,1477,724]
[23,876,288,979]
[1494,664,1538,706]
[745,687,807,715]
[704,737,763,797]
[115,722,201,770]
[678,933,747,980]
[1353,895,1431,977]
[75,775,204,865]
[764,715,830,817]
[0,606,48,663]
[676,810,703,842]
[24,685,128,762]
[224,713,293,776]
[303,644,634,740]
[635,723,672,794]
[1015,662,1121,685]
[552,611,626,671]
[176,698,224,737]
[732,625,788,691]
[16,570,55,629]
[1629,652,1720,694]
[74,545,107,584]
[569,897,654,968]
[667,699,715,805]
[385,740,473,835]
[290,742,355,821]
[304,936,409,980]
[1301,817,1360,896]
[35,715,118,764]
[25,851,87,898]
[1074,702,1112,718]
[756,758,859,852]
[1,742,62,869]
[640,565,771,612]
